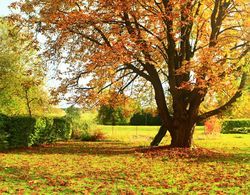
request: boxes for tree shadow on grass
[2,141,249,164]
[193,152,250,164]
[2,141,139,156]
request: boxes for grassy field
[99,125,249,151]
[0,126,249,194]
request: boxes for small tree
[0,19,50,117]
[64,106,81,127]
[97,105,125,125]
[204,117,221,135]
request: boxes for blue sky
[0,0,16,16]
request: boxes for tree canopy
[12,0,249,147]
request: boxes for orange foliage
[10,0,249,146]
[204,117,221,135]
[11,0,249,108]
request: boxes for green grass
[99,125,250,151]
[0,126,249,194]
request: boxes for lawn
[0,126,249,194]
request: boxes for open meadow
[0,126,249,194]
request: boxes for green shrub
[0,129,9,150]
[31,118,54,145]
[30,117,72,145]
[81,131,93,141]
[230,127,250,134]
[38,118,55,143]
[0,114,9,129]
[81,130,106,142]
[221,119,250,134]
[52,118,72,140]
[71,113,97,139]
[0,114,9,150]
[64,107,97,139]
[2,116,72,149]
[0,114,9,151]
[75,118,97,139]
[7,116,37,148]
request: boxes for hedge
[7,116,37,148]
[221,119,250,134]
[0,114,9,150]
[0,115,72,150]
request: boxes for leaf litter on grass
[0,140,249,194]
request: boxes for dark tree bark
[150,125,168,146]
[24,89,32,117]
[170,121,195,148]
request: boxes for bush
[0,116,72,149]
[7,116,37,148]
[231,127,250,134]
[81,131,93,141]
[52,118,72,140]
[221,119,250,134]
[31,117,72,145]
[64,107,97,139]
[71,113,97,139]
[81,130,106,141]
[0,114,9,150]
[0,114,9,130]
[0,130,9,150]
[204,117,221,135]
[32,118,54,144]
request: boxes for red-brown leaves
[136,146,229,159]
[0,140,249,193]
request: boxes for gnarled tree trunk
[151,118,196,148]
[170,122,195,148]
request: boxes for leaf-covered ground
[0,127,249,194]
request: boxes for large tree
[12,0,249,147]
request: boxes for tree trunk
[151,119,196,148]
[24,89,32,117]
[150,125,167,146]
[170,122,195,148]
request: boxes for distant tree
[98,105,127,125]
[130,109,161,126]
[64,106,83,135]
[97,95,139,125]
[14,0,249,147]
[65,106,82,121]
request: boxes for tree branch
[197,72,247,121]
[125,63,152,81]
[94,26,112,47]
[68,28,102,45]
